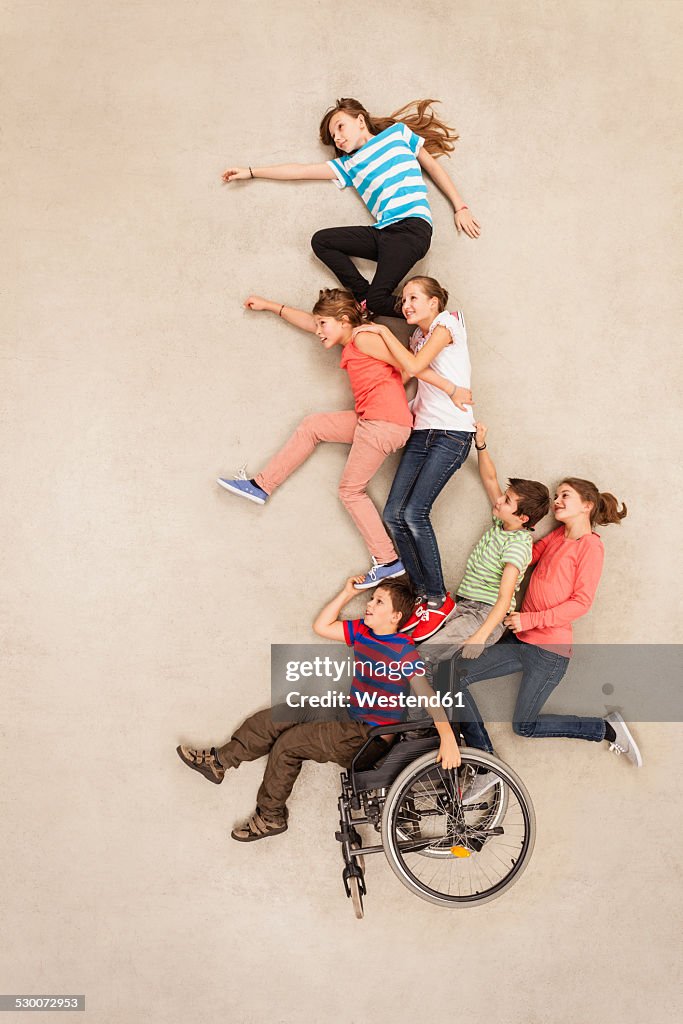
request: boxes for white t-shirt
[410,311,475,431]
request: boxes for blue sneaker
[217,467,268,505]
[353,557,407,591]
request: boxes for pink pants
[255,411,411,564]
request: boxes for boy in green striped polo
[417,422,549,676]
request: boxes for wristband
[278,304,285,317]
[475,441,487,451]
[249,167,254,178]
[456,206,468,213]
[448,383,457,397]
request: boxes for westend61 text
[285,690,464,709]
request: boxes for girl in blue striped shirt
[222,98,480,319]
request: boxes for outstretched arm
[312,577,365,642]
[473,423,504,504]
[243,295,317,334]
[417,148,481,238]
[223,163,336,183]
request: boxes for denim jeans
[450,635,607,752]
[384,429,473,599]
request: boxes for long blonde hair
[319,98,458,158]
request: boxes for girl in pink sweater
[452,471,643,768]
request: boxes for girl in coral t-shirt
[452,468,643,774]
[216,288,466,590]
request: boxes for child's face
[401,283,439,327]
[493,488,528,529]
[314,315,348,349]
[329,111,367,153]
[364,587,401,633]
[553,483,591,523]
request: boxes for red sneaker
[400,598,428,633]
[411,594,457,642]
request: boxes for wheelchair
[334,664,536,918]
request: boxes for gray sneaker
[605,712,643,767]
[461,770,498,805]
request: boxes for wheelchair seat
[350,719,442,794]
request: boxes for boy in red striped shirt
[176,577,459,843]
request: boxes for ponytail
[320,98,458,158]
[595,492,628,527]
[561,478,628,527]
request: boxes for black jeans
[311,218,432,319]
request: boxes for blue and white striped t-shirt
[328,122,432,230]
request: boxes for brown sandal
[231,809,288,843]
[176,745,225,784]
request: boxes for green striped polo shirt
[457,516,532,610]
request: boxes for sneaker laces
[608,741,626,755]
[235,464,249,481]
[365,556,380,582]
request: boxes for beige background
[3,1,682,1022]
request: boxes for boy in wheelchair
[176,577,459,843]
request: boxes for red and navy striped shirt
[342,618,425,727]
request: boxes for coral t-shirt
[340,341,413,427]
[516,527,605,652]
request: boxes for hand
[436,733,461,770]
[461,637,485,660]
[243,295,271,312]
[344,575,366,596]
[451,386,474,412]
[352,323,383,337]
[504,612,522,633]
[222,167,251,183]
[474,421,488,447]
[454,208,481,239]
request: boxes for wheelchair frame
[335,715,536,917]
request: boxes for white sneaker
[461,770,498,805]
[605,712,643,767]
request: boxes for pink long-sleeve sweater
[516,527,605,652]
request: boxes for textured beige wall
[3,1,682,1022]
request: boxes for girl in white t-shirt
[360,277,476,641]
[222,98,480,319]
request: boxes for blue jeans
[451,635,607,752]
[384,429,473,600]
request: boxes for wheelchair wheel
[381,749,535,907]
[394,767,509,859]
[348,874,364,919]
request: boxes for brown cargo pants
[216,705,371,822]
